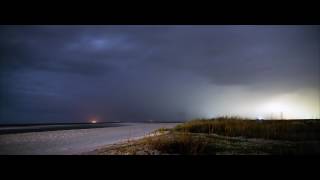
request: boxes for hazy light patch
[255,90,320,119]
[87,36,134,51]
[65,35,131,52]
[199,85,320,120]
[199,85,259,118]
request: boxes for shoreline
[0,122,180,135]
[0,123,180,155]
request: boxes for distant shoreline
[0,122,120,127]
[0,123,121,135]
[0,121,182,127]
[0,122,182,135]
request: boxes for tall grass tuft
[143,133,213,155]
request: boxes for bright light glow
[263,101,289,114]
[202,86,319,119]
[255,93,319,119]
[91,120,97,124]
[257,116,264,120]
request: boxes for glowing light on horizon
[91,120,97,124]
[192,87,319,120]
[257,116,264,120]
[255,94,319,119]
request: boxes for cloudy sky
[0,25,319,124]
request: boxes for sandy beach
[0,123,179,155]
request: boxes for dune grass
[94,117,320,155]
[139,117,320,154]
[143,132,212,155]
[173,117,320,141]
[120,131,320,155]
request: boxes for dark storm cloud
[0,25,319,123]
[0,26,119,75]
[142,26,320,87]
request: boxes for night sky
[1,25,319,124]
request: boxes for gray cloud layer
[1,25,319,123]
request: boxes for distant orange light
[91,120,97,124]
